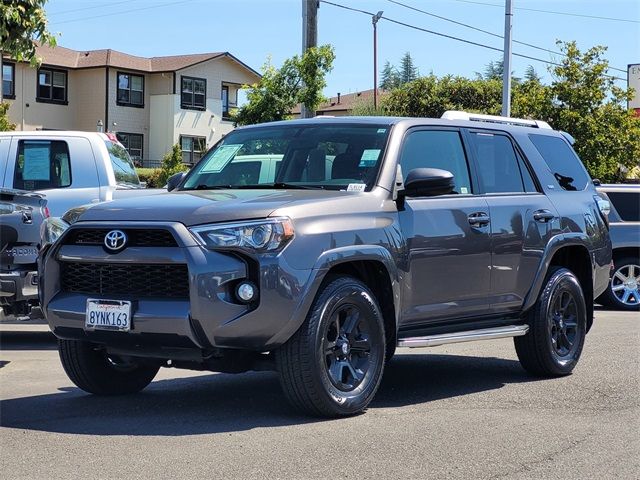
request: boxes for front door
[398,128,492,326]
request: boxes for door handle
[533,210,555,223]
[468,212,490,226]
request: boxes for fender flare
[266,245,401,347]
[522,232,593,313]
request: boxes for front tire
[59,339,159,395]
[276,276,386,417]
[515,267,587,377]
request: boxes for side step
[397,324,529,348]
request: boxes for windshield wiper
[231,183,324,190]
[185,184,234,190]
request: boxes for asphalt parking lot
[1,308,638,480]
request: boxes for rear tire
[276,276,386,417]
[59,339,159,395]
[597,257,640,311]
[515,267,587,377]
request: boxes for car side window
[469,132,529,194]
[529,134,589,191]
[606,191,640,222]
[13,140,72,190]
[399,129,472,194]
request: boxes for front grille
[61,262,189,298]
[64,229,178,247]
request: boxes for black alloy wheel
[515,267,587,377]
[276,276,386,417]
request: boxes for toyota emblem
[104,230,128,252]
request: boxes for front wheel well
[324,260,396,354]
[549,245,593,330]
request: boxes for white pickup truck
[0,131,159,217]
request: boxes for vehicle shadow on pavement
[0,353,535,436]
[0,331,57,351]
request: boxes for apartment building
[1,45,260,166]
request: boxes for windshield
[181,124,391,191]
[105,141,141,187]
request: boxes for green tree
[524,65,541,82]
[515,41,640,182]
[399,52,419,84]
[1,0,57,129]
[0,103,15,130]
[379,60,400,90]
[383,74,502,118]
[154,144,189,187]
[233,45,335,126]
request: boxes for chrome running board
[397,324,529,348]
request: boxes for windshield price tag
[201,144,243,173]
[347,183,366,192]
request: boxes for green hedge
[135,168,162,188]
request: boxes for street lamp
[372,10,383,110]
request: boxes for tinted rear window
[606,191,640,222]
[529,134,589,191]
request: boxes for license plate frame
[85,299,132,332]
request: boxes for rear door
[397,127,492,325]
[5,136,100,216]
[466,129,559,314]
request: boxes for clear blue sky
[45,0,639,99]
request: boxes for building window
[221,85,229,118]
[181,76,206,110]
[2,62,15,99]
[116,132,143,163]
[180,135,206,165]
[37,68,67,104]
[117,72,144,107]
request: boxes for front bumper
[42,221,314,356]
[0,269,38,305]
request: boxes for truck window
[14,140,71,190]
[606,191,640,222]
[529,134,589,191]
[104,141,141,186]
[400,130,472,194]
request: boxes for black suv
[40,112,612,417]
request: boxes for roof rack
[441,110,552,129]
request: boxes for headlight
[41,217,69,248]
[190,217,294,253]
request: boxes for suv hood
[76,189,347,226]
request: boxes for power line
[48,0,132,17]
[387,0,628,74]
[319,0,626,82]
[50,0,196,25]
[452,0,639,24]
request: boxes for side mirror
[402,168,454,197]
[166,172,186,192]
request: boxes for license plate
[85,299,131,331]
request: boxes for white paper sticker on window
[347,183,366,192]
[22,145,50,181]
[460,186,468,194]
[359,149,380,167]
[200,144,242,173]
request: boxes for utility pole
[372,11,383,110]
[501,0,513,117]
[301,0,318,118]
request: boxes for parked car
[40,112,611,417]
[596,184,639,310]
[0,189,48,317]
[0,131,160,217]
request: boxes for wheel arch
[523,235,594,331]
[267,245,401,350]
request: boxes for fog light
[236,282,257,303]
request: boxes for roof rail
[441,110,552,129]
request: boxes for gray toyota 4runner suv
[40,112,612,417]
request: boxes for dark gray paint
[41,117,612,357]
